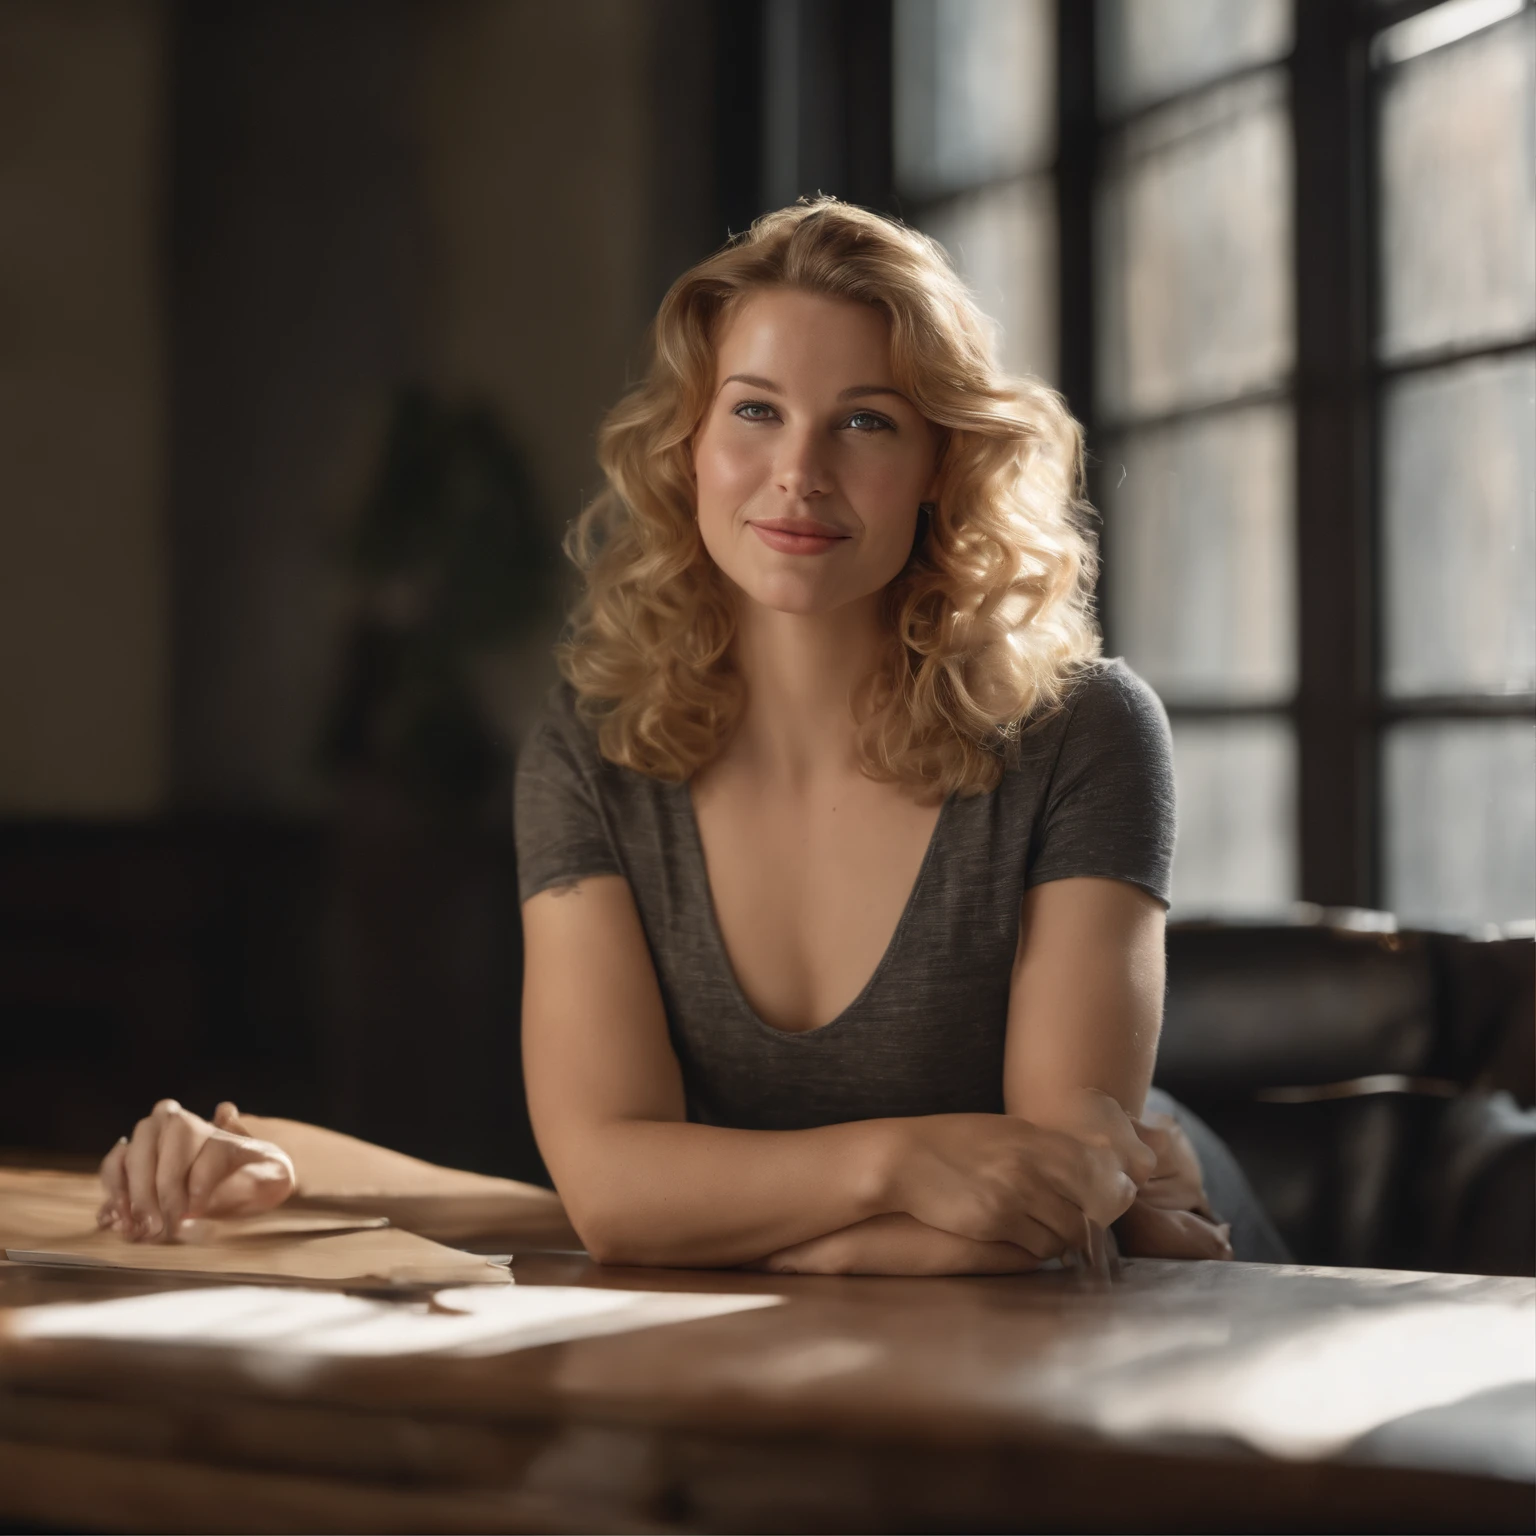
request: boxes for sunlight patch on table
[8,1283,783,1358]
[1079,1297,1536,1459]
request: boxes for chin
[703,532,901,619]
[734,570,844,616]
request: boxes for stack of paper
[0,1168,509,1289]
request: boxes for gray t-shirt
[514,659,1175,1132]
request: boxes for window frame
[723,0,1535,918]
[1361,0,1536,920]
[1070,0,1535,914]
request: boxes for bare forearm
[754,1213,1040,1276]
[548,1117,900,1268]
[239,1116,547,1201]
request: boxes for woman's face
[692,288,939,617]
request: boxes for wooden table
[0,1188,1532,1533]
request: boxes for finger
[154,1112,210,1237]
[187,1134,293,1219]
[1138,1176,1204,1211]
[205,1149,295,1217]
[1133,1120,1174,1170]
[1044,1141,1139,1229]
[185,1136,252,1218]
[1154,1208,1231,1259]
[97,1137,129,1225]
[212,1101,251,1136]
[1123,1130,1158,1186]
[123,1112,174,1239]
[1123,1204,1233,1260]
[1002,1210,1073,1261]
[1008,1183,1094,1257]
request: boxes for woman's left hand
[1115,1111,1233,1260]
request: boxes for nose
[773,421,831,502]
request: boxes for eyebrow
[721,373,912,405]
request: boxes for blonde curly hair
[556,198,1100,799]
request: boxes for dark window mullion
[1056,0,1095,428]
[1294,0,1375,907]
[1163,703,1297,722]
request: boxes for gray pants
[1144,1086,1292,1264]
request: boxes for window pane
[925,176,1058,382]
[1098,0,1293,118]
[1377,9,1536,361]
[1384,720,1536,928]
[1097,71,1293,421]
[1168,719,1297,916]
[1103,405,1295,704]
[1383,351,1536,696]
[894,0,1055,199]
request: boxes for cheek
[693,429,768,526]
[848,450,929,543]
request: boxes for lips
[748,520,850,556]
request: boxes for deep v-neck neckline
[676,779,955,1039]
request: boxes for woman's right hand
[96,1100,296,1242]
[885,1097,1153,1260]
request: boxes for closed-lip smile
[749,518,849,538]
[748,518,851,556]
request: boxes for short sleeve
[1023,660,1176,906]
[513,693,623,903]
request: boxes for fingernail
[146,1213,162,1237]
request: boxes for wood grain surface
[1,1168,1531,1533]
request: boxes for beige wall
[422,0,655,528]
[419,0,659,736]
[0,0,684,811]
[0,0,168,814]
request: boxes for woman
[97,200,1285,1272]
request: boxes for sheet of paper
[5,1228,509,1289]
[7,1282,782,1358]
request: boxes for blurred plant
[319,387,560,810]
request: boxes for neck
[725,595,889,787]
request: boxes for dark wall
[169,0,423,810]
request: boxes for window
[1094,11,1298,915]
[891,0,1535,929]
[893,0,1059,382]
[1371,0,1536,929]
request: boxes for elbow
[560,1191,653,1268]
[564,1194,728,1270]
[574,1213,632,1267]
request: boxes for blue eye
[734,401,776,421]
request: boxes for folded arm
[522,875,1145,1270]
[750,876,1166,1275]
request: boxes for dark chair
[1159,913,1535,1275]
